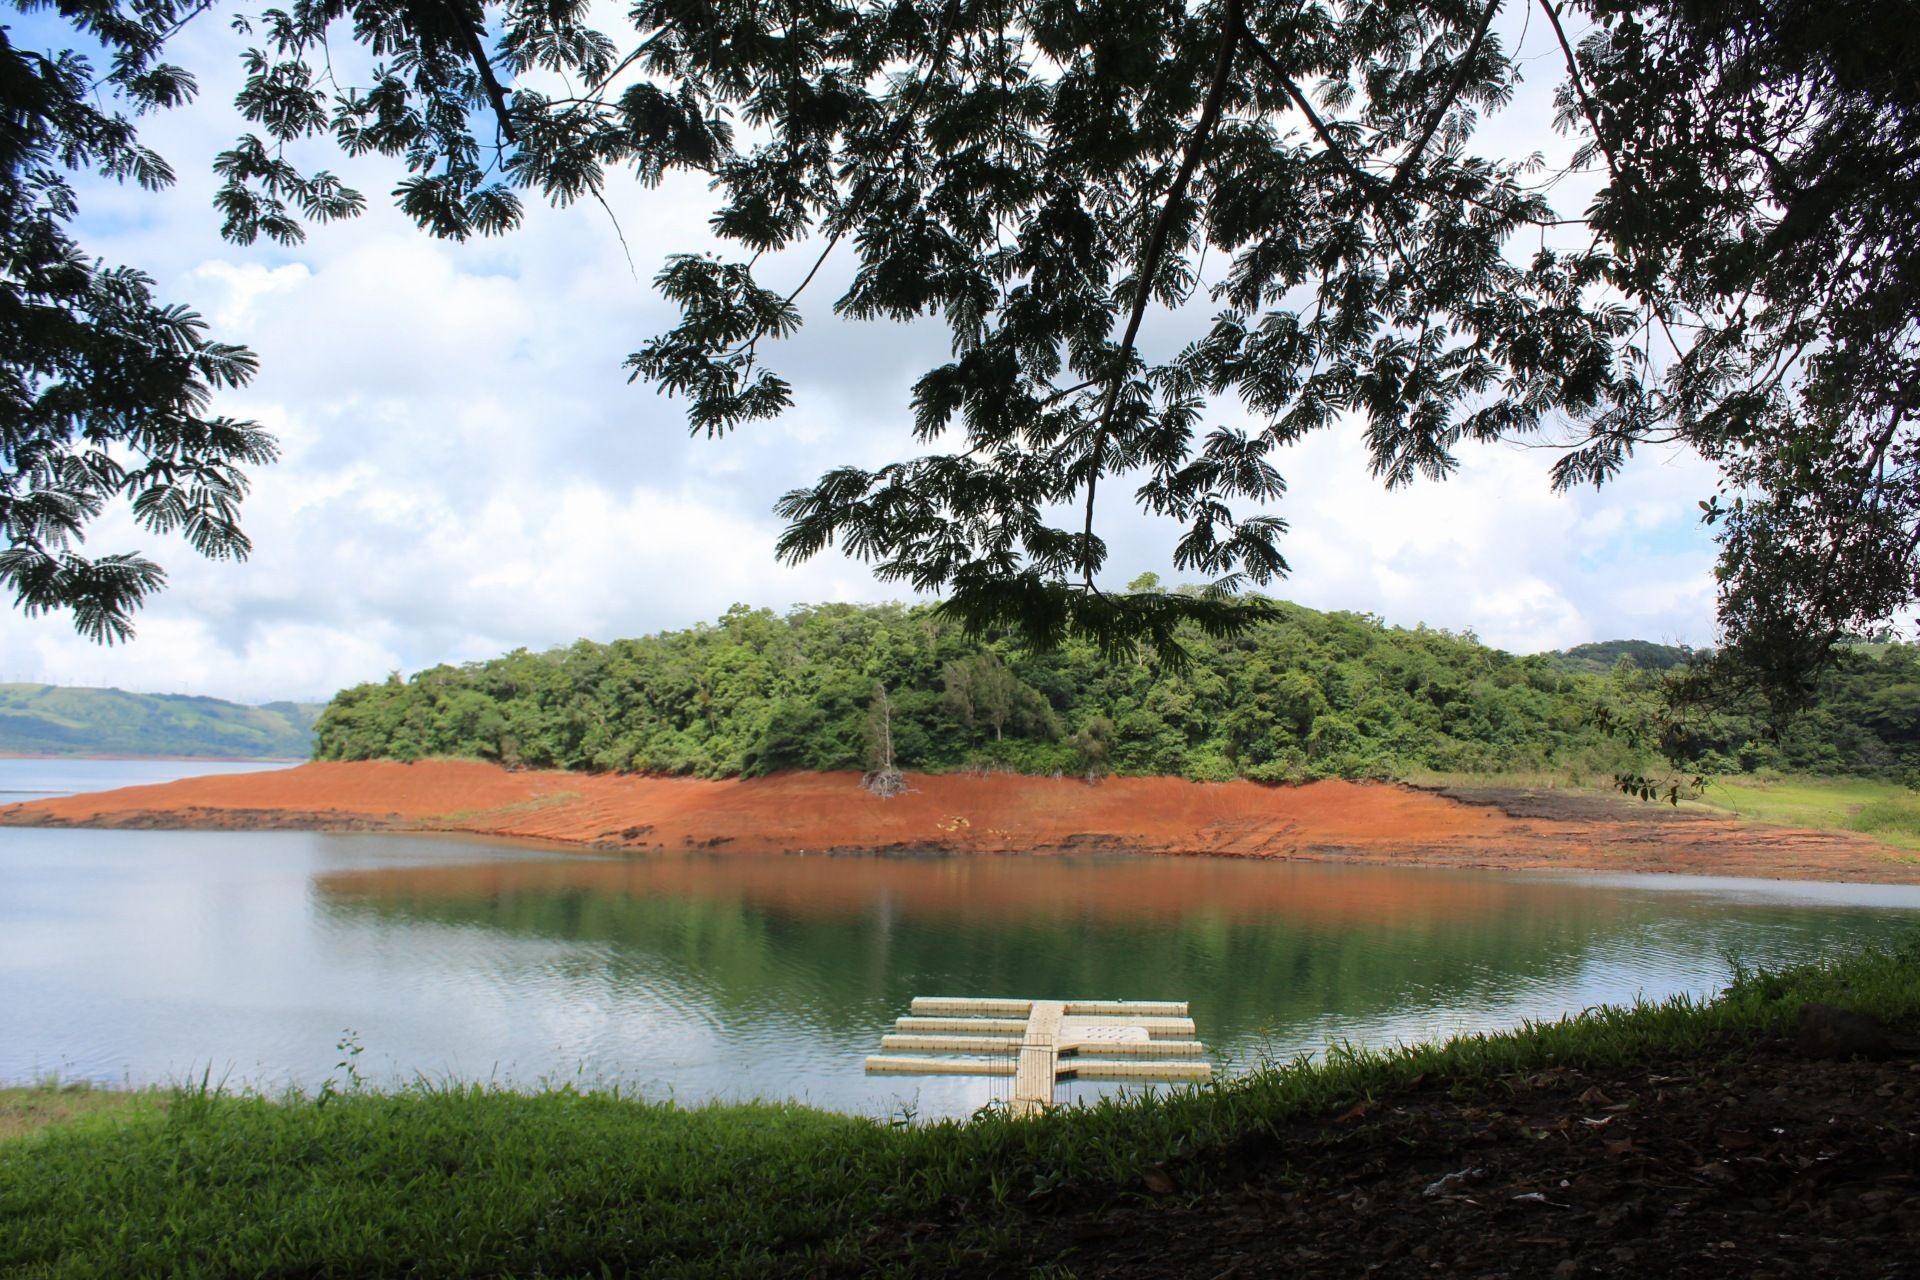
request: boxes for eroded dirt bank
[2,759,1912,882]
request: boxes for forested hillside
[314,602,1917,783]
[0,685,322,759]
[1543,641,1692,676]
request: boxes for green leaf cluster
[198,0,1909,698]
[1567,0,1920,697]
[1,6,277,642]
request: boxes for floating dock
[865,996,1211,1116]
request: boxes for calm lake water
[0,756,291,802]
[4,759,1918,1118]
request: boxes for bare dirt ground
[874,1012,1920,1278]
[1,760,1913,882]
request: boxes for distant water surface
[3,822,1916,1119]
[0,756,292,802]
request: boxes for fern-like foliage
[2,10,276,641]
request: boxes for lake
[0,756,291,803]
[4,758,1917,1118]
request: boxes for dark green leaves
[936,574,1275,668]
[37,0,1674,656]
[579,0,1636,653]
[2,17,274,642]
[212,134,365,243]
[625,256,802,436]
[1562,0,1919,702]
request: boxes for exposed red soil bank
[2,759,1912,882]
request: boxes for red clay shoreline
[2,759,1913,884]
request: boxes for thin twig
[1235,16,1380,199]
[1040,378,1099,407]
[718,0,968,361]
[84,0,219,94]
[592,188,638,279]
[590,34,667,97]
[1536,0,1615,177]
[730,229,842,362]
[1238,12,1436,299]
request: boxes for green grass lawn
[1400,768,1920,856]
[5,942,1919,1278]
[1693,776,1920,853]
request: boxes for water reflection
[315,856,1629,1035]
[4,828,1916,1118]
[312,849,1920,1113]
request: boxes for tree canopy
[2,3,279,641]
[3,0,1914,695]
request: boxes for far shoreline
[2,758,1914,885]
[0,752,302,764]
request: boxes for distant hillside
[314,601,1660,783]
[1542,640,1694,675]
[0,685,322,759]
[315,600,1916,784]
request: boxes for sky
[0,6,1723,704]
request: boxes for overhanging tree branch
[1390,0,1501,191]
[1080,0,1243,586]
[1536,0,1615,177]
[1235,14,1382,200]
[722,0,968,363]
[451,2,517,144]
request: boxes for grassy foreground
[4,943,1919,1279]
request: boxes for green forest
[313,599,1918,785]
[0,685,322,759]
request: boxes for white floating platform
[895,1016,1029,1034]
[1063,1039,1206,1058]
[867,995,1212,1116]
[1062,1015,1196,1037]
[909,997,1190,1017]
[909,997,1035,1016]
[865,1055,1017,1076]
[880,1034,1027,1054]
[1064,1000,1189,1017]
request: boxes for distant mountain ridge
[1540,640,1695,675]
[0,684,322,759]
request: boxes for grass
[1405,767,1920,856]
[1693,775,1920,852]
[4,940,1919,1278]
[0,1079,164,1144]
